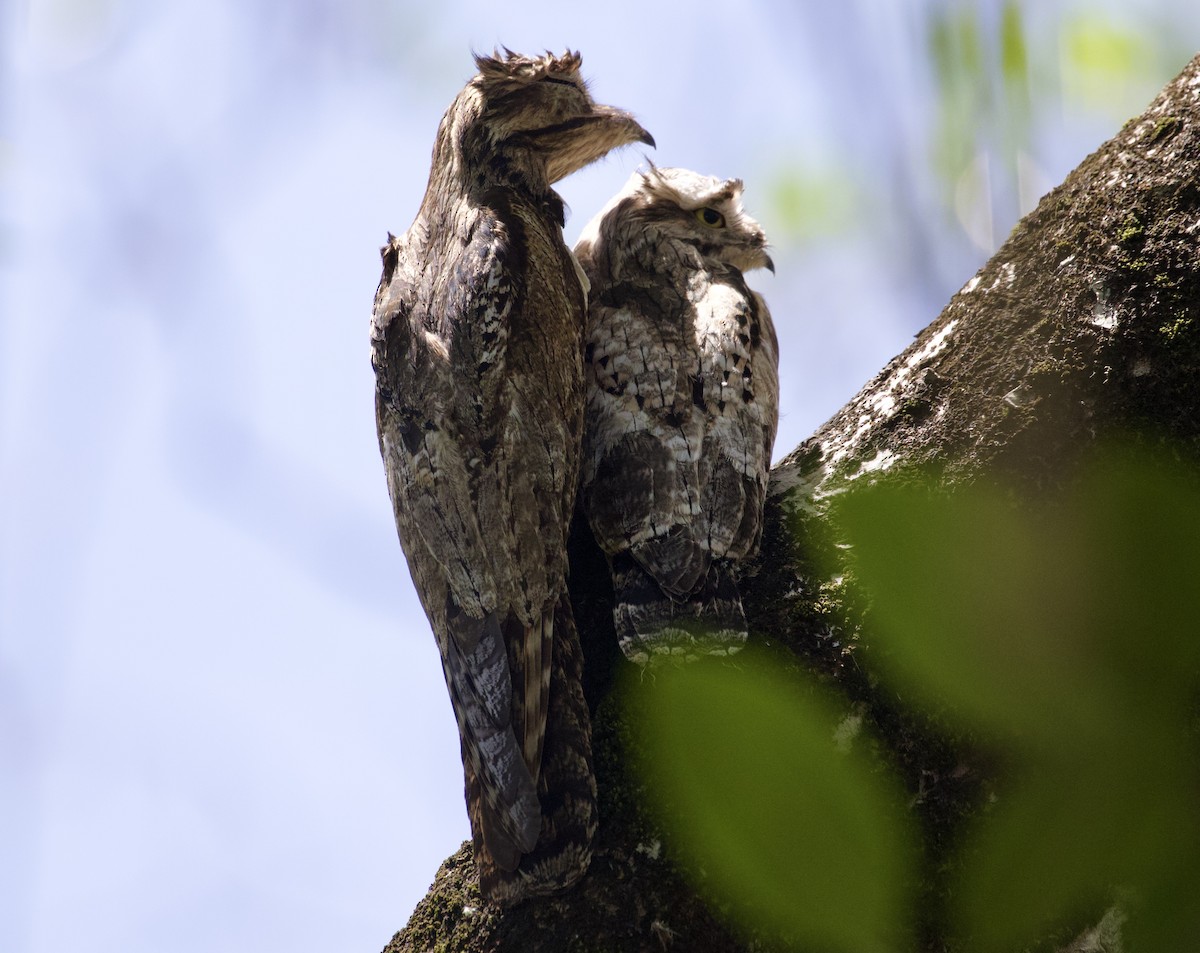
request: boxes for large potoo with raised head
[370,50,651,903]
[575,167,779,665]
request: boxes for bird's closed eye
[695,207,725,228]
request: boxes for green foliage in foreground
[840,454,1200,951]
[634,452,1200,952]
[632,659,915,953]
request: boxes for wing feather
[695,274,778,560]
[372,214,542,865]
[582,286,708,597]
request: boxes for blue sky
[2,2,1194,951]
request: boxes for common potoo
[575,167,779,665]
[371,50,651,902]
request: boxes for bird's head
[626,166,774,274]
[442,49,653,186]
[577,166,774,276]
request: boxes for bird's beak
[763,253,776,274]
[631,124,656,149]
[537,104,654,183]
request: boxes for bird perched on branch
[575,166,779,665]
[371,49,652,903]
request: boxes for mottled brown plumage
[371,49,651,903]
[575,167,779,664]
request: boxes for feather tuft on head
[472,48,583,89]
[637,163,744,212]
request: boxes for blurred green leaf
[928,8,987,124]
[929,9,989,188]
[959,743,1193,951]
[837,457,1200,739]
[765,167,857,240]
[999,0,1031,154]
[999,1,1028,88]
[632,659,915,953]
[1061,459,1200,693]
[1060,16,1161,119]
[1063,17,1146,79]
[1126,852,1200,953]
[835,451,1200,949]
[835,484,1117,739]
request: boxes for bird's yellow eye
[695,207,725,228]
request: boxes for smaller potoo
[574,166,779,665]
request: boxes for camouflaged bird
[371,49,652,903]
[575,167,779,665]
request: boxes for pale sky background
[2,2,1196,952]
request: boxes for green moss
[1150,115,1181,143]
[897,395,934,422]
[1116,212,1144,245]
[1159,314,1194,342]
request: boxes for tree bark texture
[383,53,1200,953]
